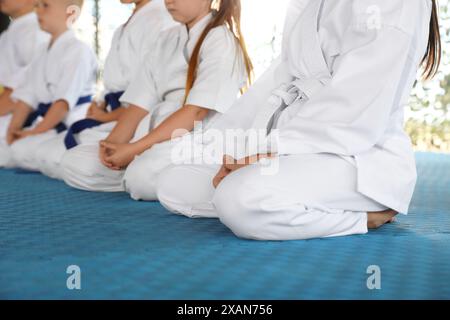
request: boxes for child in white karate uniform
[0,0,97,171]
[157,0,441,240]
[35,0,176,180]
[61,0,253,200]
[0,0,50,167]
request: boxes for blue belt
[105,91,124,111]
[64,91,124,150]
[24,95,93,134]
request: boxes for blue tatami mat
[0,152,449,300]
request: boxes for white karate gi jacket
[11,29,97,126]
[0,12,49,90]
[101,0,176,100]
[209,0,431,214]
[120,12,247,136]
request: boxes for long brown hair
[422,0,441,80]
[184,0,253,103]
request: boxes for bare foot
[367,210,398,229]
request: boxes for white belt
[263,76,328,135]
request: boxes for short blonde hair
[66,0,84,9]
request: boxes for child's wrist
[98,112,109,123]
[32,127,47,134]
[132,141,150,156]
[8,125,21,132]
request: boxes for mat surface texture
[0,152,449,299]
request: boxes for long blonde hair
[184,0,253,103]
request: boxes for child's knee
[10,139,32,164]
[61,145,99,180]
[123,158,156,201]
[0,143,14,167]
[156,166,192,213]
[213,175,261,239]
[35,140,52,164]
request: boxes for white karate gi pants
[0,114,14,167]
[1,103,90,172]
[35,122,116,180]
[9,130,58,171]
[61,137,175,200]
[157,153,389,240]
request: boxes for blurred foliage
[406,120,450,152]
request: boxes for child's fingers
[223,155,239,171]
[213,165,232,188]
[13,132,26,140]
[104,155,122,171]
[216,164,231,178]
[212,177,220,188]
[100,155,110,166]
[104,156,121,171]
[224,161,245,172]
[103,158,118,170]
[99,148,113,168]
[223,154,236,166]
[213,174,225,188]
[6,134,15,146]
[89,101,97,110]
[104,154,115,164]
[100,141,117,151]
